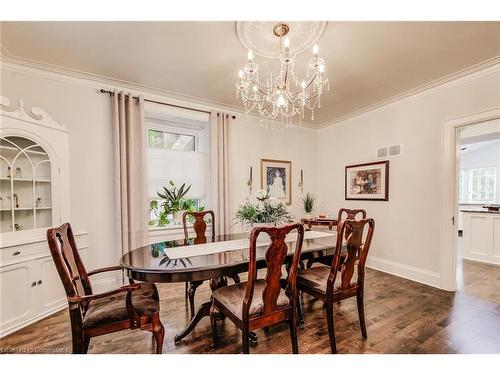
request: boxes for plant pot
[304,212,313,220]
[173,210,185,225]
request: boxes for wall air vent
[377,144,402,158]
[388,144,402,156]
[377,147,388,158]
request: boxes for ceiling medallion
[235,21,329,127]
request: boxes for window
[145,108,210,227]
[459,169,465,203]
[467,167,496,203]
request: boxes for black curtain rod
[99,89,236,119]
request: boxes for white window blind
[147,148,206,199]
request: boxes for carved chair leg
[289,310,299,354]
[71,332,85,354]
[356,289,367,339]
[297,291,304,325]
[326,301,337,354]
[242,327,250,354]
[152,314,165,354]
[184,282,188,299]
[82,337,90,354]
[209,302,218,348]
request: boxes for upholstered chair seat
[211,279,289,320]
[297,265,358,294]
[83,283,160,329]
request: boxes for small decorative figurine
[14,223,23,231]
[35,197,42,208]
[7,166,11,178]
[15,167,22,178]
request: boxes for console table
[301,218,337,230]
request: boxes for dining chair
[297,218,375,353]
[209,223,305,354]
[306,208,367,269]
[47,223,164,354]
[182,210,240,319]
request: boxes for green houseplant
[149,181,199,226]
[302,193,315,219]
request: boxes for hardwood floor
[1,262,499,354]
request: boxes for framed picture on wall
[261,159,292,205]
[345,161,389,201]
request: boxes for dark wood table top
[120,232,337,283]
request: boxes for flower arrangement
[235,190,293,229]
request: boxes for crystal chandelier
[235,23,329,126]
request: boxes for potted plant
[302,193,315,220]
[150,181,192,226]
[235,190,293,240]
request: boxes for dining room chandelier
[235,22,329,126]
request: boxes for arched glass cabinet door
[0,136,52,233]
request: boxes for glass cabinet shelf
[0,136,53,233]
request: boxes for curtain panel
[210,112,232,235]
[111,91,149,263]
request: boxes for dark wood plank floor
[1,261,499,354]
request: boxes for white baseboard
[366,256,441,289]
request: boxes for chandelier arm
[249,76,269,96]
[287,73,317,96]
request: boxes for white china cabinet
[0,96,88,337]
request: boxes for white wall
[0,63,317,275]
[316,66,500,288]
[229,118,318,231]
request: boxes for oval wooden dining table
[120,231,337,344]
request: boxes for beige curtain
[210,112,231,235]
[112,91,149,263]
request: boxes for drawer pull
[37,280,42,285]
[12,251,21,256]
[31,281,37,287]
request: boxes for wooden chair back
[328,218,375,296]
[246,223,304,320]
[182,210,216,245]
[47,223,92,311]
[337,208,367,239]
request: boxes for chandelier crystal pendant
[235,23,329,126]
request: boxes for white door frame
[440,107,500,291]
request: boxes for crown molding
[319,55,500,131]
[0,50,320,132]
[1,45,498,132]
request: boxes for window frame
[145,113,209,230]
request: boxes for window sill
[148,223,212,244]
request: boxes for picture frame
[261,159,292,205]
[345,160,389,201]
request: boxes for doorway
[440,108,500,292]
[456,119,500,299]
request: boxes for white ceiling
[1,21,500,128]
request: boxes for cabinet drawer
[0,233,88,266]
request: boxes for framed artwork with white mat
[345,160,389,201]
[261,159,292,205]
